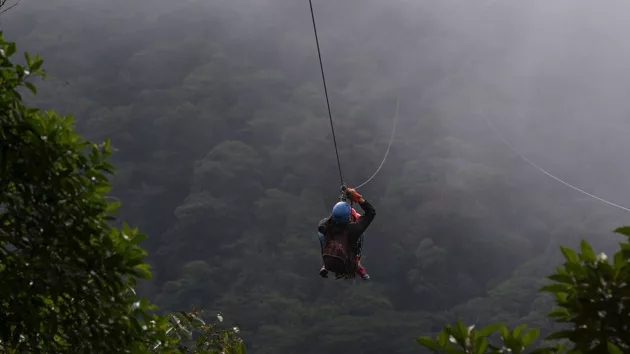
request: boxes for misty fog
[2,0,630,352]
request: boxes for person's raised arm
[346,188,375,230]
[317,217,328,234]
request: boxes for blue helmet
[331,201,351,224]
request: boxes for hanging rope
[483,114,630,213]
[353,97,400,190]
[308,0,344,187]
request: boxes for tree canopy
[418,226,630,353]
[2,0,629,353]
[0,31,245,353]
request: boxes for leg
[317,232,325,252]
[357,232,365,257]
[356,232,370,280]
[317,232,328,278]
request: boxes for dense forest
[3,0,630,353]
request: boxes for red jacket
[351,208,361,222]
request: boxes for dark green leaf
[607,342,623,354]
[474,338,488,354]
[31,59,44,72]
[560,246,579,263]
[438,330,449,347]
[499,325,509,340]
[513,323,527,337]
[544,330,574,341]
[564,262,586,276]
[579,239,596,262]
[613,250,626,269]
[539,283,570,293]
[130,233,148,245]
[6,42,16,56]
[547,308,570,319]
[456,321,468,341]
[547,273,574,284]
[614,226,630,238]
[522,328,540,347]
[23,81,36,95]
[416,336,439,350]
[478,323,503,337]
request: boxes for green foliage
[163,308,246,354]
[0,32,176,352]
[537,227,630,352]
[416,322,548,354]
[4,1,627,353]
[417,226,630,353]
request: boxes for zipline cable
[483,114,630,213]
[308,0,344,186]
[353,97,400,189]
[470,0,630,213]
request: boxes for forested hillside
[3,0,629,353]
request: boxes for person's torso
[325,220,363,240]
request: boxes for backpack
[322,226,358,277]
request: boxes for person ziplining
[307,0,399,280]
[317,188,375,280]
[307,0,630,281]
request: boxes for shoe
[357,265,370,280]
[319,265,328,278]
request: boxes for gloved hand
[346,188,363,203]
